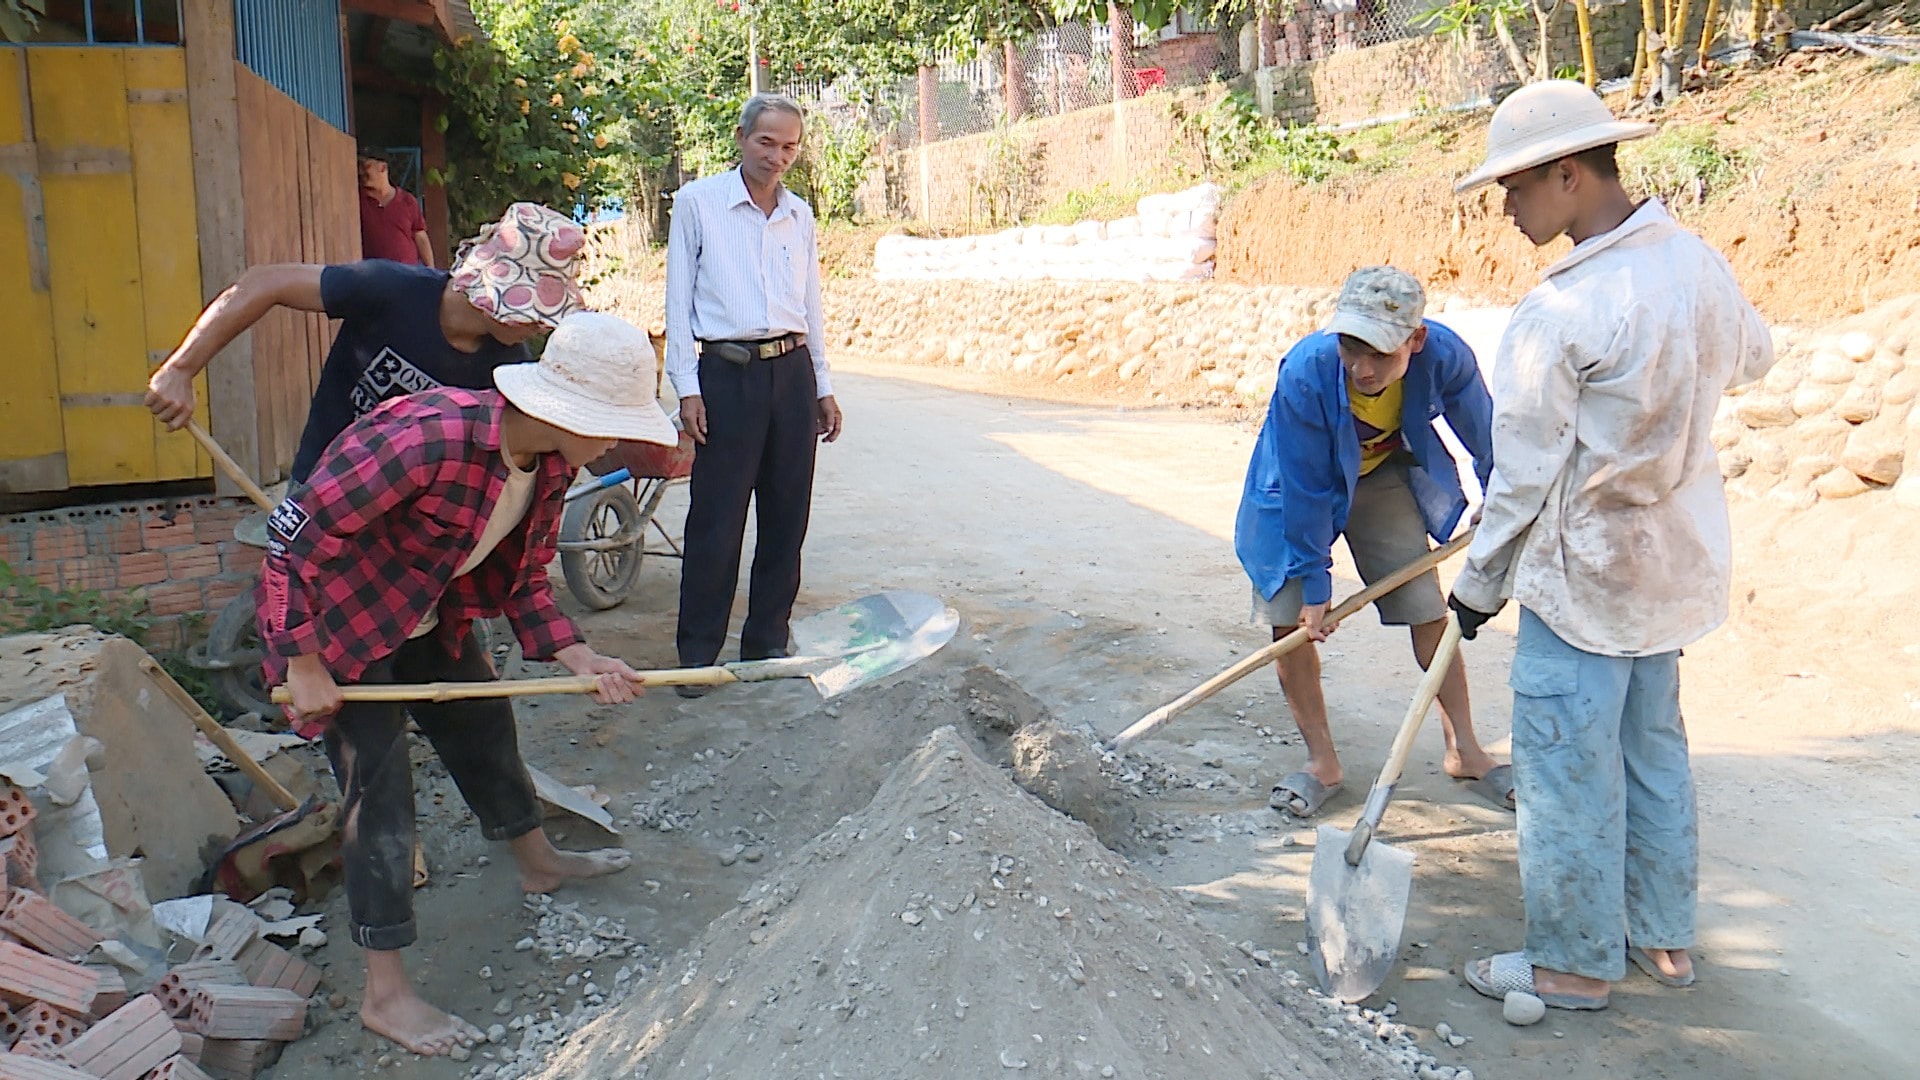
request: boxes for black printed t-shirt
[289,260,531,482]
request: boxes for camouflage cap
[1326,266,1426,353]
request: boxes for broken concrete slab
[0,633,241,901]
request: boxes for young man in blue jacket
[1235,266,1510,818]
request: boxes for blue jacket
[1234,321,1494,607]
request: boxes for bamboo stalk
[268,664,773,705]
[186,421,274,512]
[1696,0,1722,63]
[1671,0,1696,68]
[1641,0,1665,96]
[1631,28,1649,96]
[140,658,300,812]
[1574,0,1599,87]
[1108,531,1474,752]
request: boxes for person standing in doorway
[1447,81,1774,1011]
[664,93,843,692]
[359,149,434,267]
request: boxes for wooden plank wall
[0,46,210,494]
[233,64,359,483]
[0,49,65,493]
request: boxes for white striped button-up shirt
[663,168,831,400]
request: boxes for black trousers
[323,629,540,951]
[676,345,818,667]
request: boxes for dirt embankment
[1216,54,1920,324]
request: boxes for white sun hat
[494,312,679,446]
[1455,80,1656,194]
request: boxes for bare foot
[362,986,483,1057]
[1638,947,1694,981]
[514,832,633,895]
[1442,747,1501,781]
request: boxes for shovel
[270,590,960,705]
[1107,532,1471,752]
[1305,612,1464,1003]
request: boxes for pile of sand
[527,726,1401,1080]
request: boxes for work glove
[1447,593,1503,640]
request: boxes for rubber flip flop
[1459,763,1516,812]
[1628,946,1697,988]
[1464,952,1609,1011]
[1268,771,1342,817]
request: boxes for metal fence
[782,2,1467,150]
[784,15,1240,149]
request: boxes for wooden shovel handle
[267,665,744,705]
[139,658,300,812]
[185,420,275,512]
[1106,530,1473,752]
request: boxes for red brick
[0,832,37,894]
[0,789,37,840]
[0,528,28,566]
[171,1029,203,1062]
[216,544,262,576]
[0,942,102,1016]
[197,579,250,611]
[0,1001,21,1044]
[80,971,124,1022]
[84,516,144,558]
[9,1035,65,1061]
[184,987,301,1042]
[0,1051,101,1078]
[230,942,317,1000]
[139,508,195,550]
[113,553,170,589]
[150,965,243,1021]
[194,908,257,966]
[146,1056,211,1080]
[187,1040,277,1080]
[7,562,61,590]
[0,894,104,962]
[162,550,220,583]
[138,583,203,619]
[56,996,178,1080]
[16,1001,88,1046]
[26,525,84,562]
[56,559,120,593]
[191,507,245,546]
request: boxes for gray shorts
[1250,458,1448,629]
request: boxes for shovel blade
[790,590,960,698]
[1305,824,1416,1002]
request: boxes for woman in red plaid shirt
[260,312,678,1057]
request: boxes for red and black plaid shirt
[258,388,584,699]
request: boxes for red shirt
[359,187,428,264]
[259,389,583,731]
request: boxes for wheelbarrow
[557,431,696,610]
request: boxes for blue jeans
[1511,607,1697,982]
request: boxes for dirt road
[277,360,1917,1080]
[803,359,1920,1080]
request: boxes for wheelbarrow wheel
[206,589,278,720]
[560,483,644,610]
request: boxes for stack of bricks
[0,497,263,652]
[0,801,321,1079]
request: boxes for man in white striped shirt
[665,93,843,686]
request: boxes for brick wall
[871,85,1223,228]
[0,497,262,651]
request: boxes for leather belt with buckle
[699,333,805,365]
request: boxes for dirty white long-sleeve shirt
[1453,200,1774,657]
[663,169,831,400]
